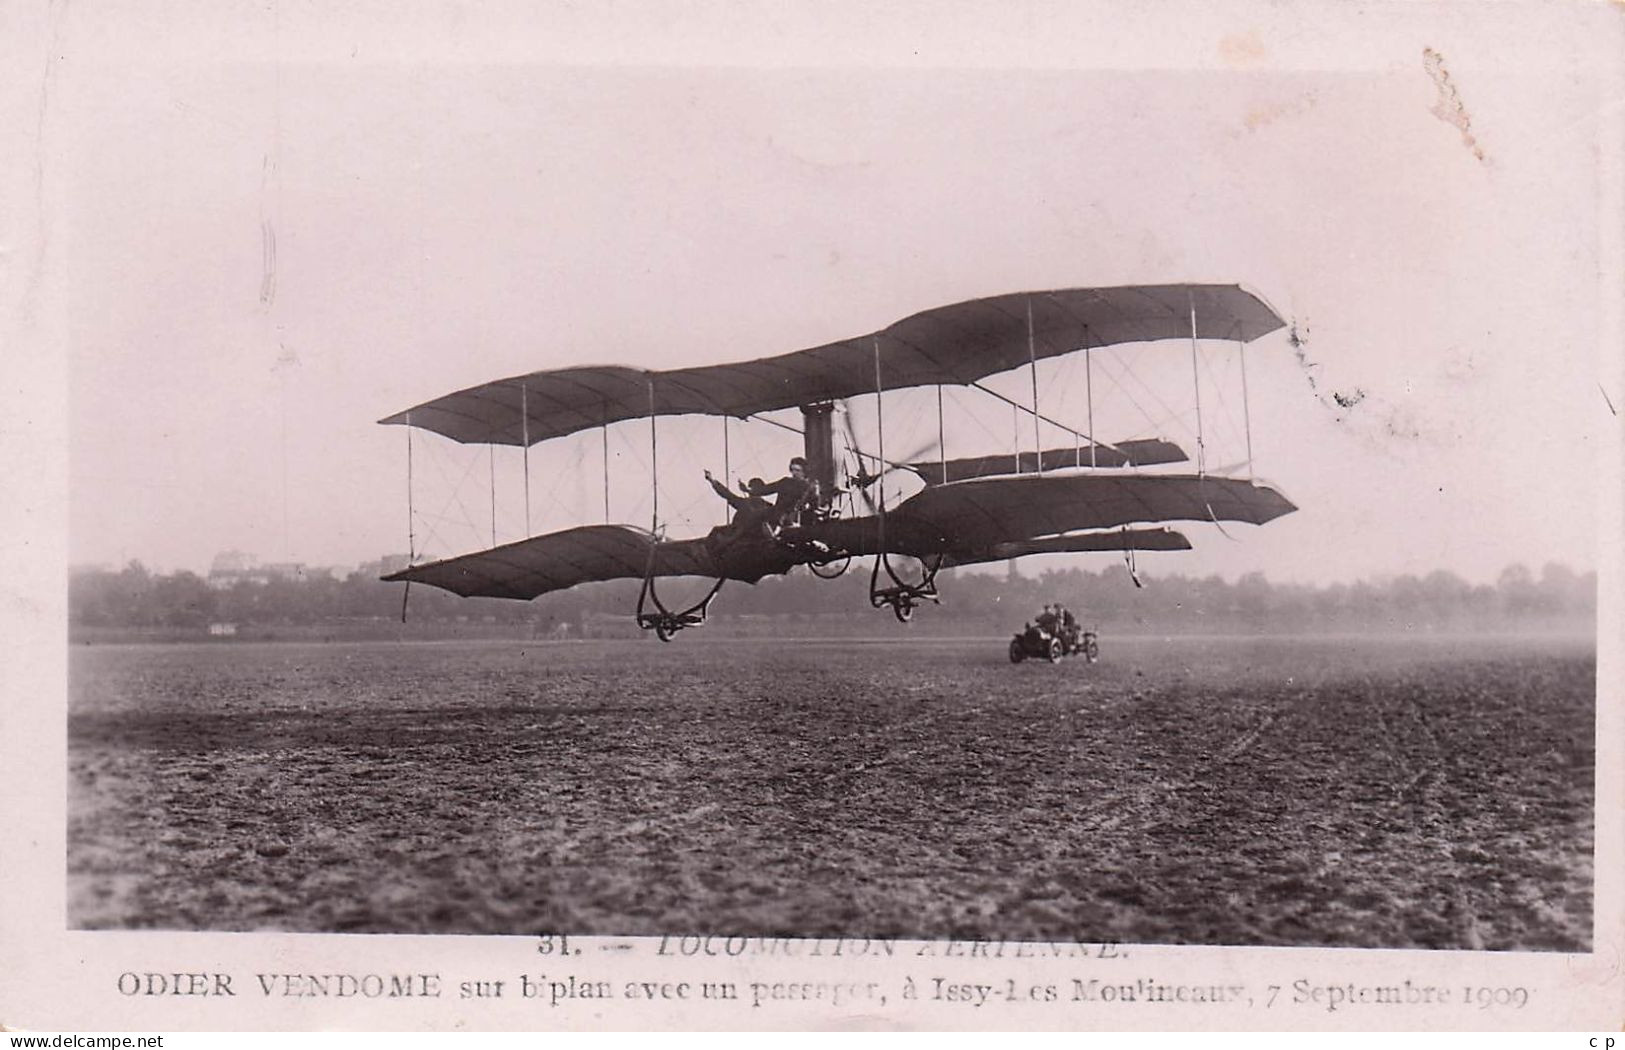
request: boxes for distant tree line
[69,559,1596,636]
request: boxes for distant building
[210,550,258,575]
[207,622,239,637]
[208,550,261,589]
[207,551,329,589]
[261,562,314,581]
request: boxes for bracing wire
[413,437,486,557]
[405,414,415,562]
[1195,340,1246,456]
[1098,347,1189,446]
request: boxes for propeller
[837,399,939,513]
[850,438,939,486]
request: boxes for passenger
[1059,605,1080,647]
[704,470,776,540]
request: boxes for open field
[68,634,1594,949]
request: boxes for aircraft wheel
[654,622,674,643]
[1046,638,1063,663]
[1009,639,1025,663]
[893,602,913,623]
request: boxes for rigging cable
[874,338,886,516]
[969,380,1128,459]
[1085,340,1097,467]
[1123,529,1143,588]
[744,412,804,437]
[936,384,947,485]
[1238,337,1255,481]
[416,440,483,553]
[1027,299,1043,473]
[401,411,413,622]
[405,412,415,563]
[648,377,659,533]
[531,434,588,534]
[722,417,730,515]
[521,383,531,535]
[1189,294,1206,476]
[1189,326,1246,460]
[1095,348,1189,447]
[1011,403,1020,472]
[1204,491,1242,543]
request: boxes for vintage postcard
[2,0,1620,1033]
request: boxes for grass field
[67,633,1594,949]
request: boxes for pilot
[752,457,820,524]
[706,457,819,536]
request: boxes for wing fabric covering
[386,476,1295,600]
[888,474,1296,550]
[385,525,744,601]
[908,439,1187,484]
[941,528,1192,568]
[379,284,1285,445]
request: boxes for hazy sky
[36,2,1622,585]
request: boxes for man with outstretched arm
[705,456,819,538]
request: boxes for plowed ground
[68,635,1594,949]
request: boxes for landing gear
[808,553,852,579]
[636,572,725,643]
[869,552,942,623]
[782,482,851,580]
[781,527,849,579]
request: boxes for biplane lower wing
[907,439,1187,484]
[887,473,1296,549]
[940,528,1192,568]
[382,524,796,601]
[788,473,1288,558]
[386,474,1293,603]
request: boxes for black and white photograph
[4,0,1621,1032]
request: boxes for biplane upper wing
[886,473,1297,550]
[906,439,1188,484]
[379,284,1284,446]
[381,524,789,601]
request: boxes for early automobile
[1009,621,1099,664]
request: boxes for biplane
[379,284,1297,639]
